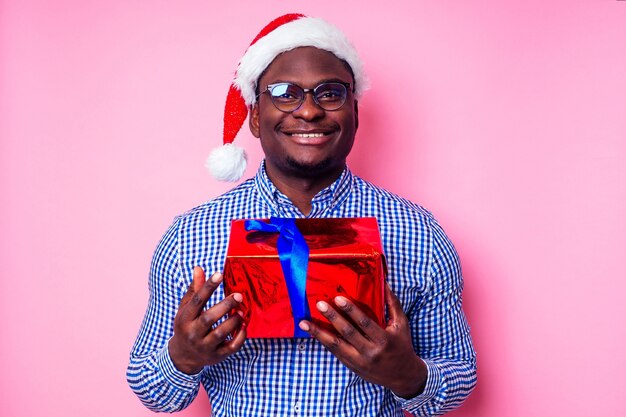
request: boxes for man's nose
[291,92,325,120]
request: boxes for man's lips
[280,129,337,145]
[290,132,327,138]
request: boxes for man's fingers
[170,267,247,369]
[299,319,359,364]
[196,293,243,333]
[206,313,245,348]
[331,296,388,345]
[384,282,407,327]
[184,271,224,319]
[179,267,211,308]
[179,266,206,308]
[192,266,207,292]
[315,300,370,351]
[214,325,247,359]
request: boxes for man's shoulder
[351,175,434,222]
[175,178,257,224]
[351,176,459,263]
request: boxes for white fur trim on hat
[233,16,368,106]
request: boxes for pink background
[2,1,625,416]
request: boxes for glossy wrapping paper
[222,217,386,338]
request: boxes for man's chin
[285,157,334,178]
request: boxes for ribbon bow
[245,217,311,338]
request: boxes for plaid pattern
[127,163,476,416]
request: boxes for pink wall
[2,1,625,416]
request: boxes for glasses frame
[257,81,352,113]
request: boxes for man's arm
[126,219,246,412]
[299,284,429,397]
[300,218,476,416]
[401,219,476,415]
[127,219,201,412]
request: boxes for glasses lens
[269,83,303,112]
[314,83,347,111]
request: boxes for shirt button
[294,401,300,412]
[298,343,306,351]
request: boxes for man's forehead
[258,47,355,85]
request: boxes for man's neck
[265,164,344,216]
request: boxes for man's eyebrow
[316,78,351,84]
[265,78,351,86]
[264,79,292,85]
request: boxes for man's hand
[298,283,427,399]
[168,266,247,375]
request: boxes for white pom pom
[205,143,247,182]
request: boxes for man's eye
[271,85,300,101]
[317,90,343,101]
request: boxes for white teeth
[291,133,326,138]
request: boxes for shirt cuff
[157,341,203,390]
[393,358,441,410]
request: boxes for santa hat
[205,13,368,182]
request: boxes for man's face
[249,47,358,180]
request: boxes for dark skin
[299,286,427,398]
[249,47,358,216]
[169,46,427,398]
[168,267,246,375]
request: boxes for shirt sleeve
[397,218,477,416]
[126,217,203,412]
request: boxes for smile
[282,130,335,146]
[289,132,328,138]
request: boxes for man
[127,14,476,416]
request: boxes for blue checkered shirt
[127,163,476,416]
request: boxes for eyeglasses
[258,82,352,112]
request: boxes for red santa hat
[206,13,368,182]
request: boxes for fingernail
[316,301,329,313]
[335,296,348,307]
[233,293,243,302]
[237,310,245,318]
[299,321,310,332]
[210,272,223,283]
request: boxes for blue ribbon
[244,217,310,338]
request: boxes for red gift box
[222,217,386,338]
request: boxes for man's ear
[354,99,359,132]
[249,104,261,138]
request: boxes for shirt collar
[254,161,353,217]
